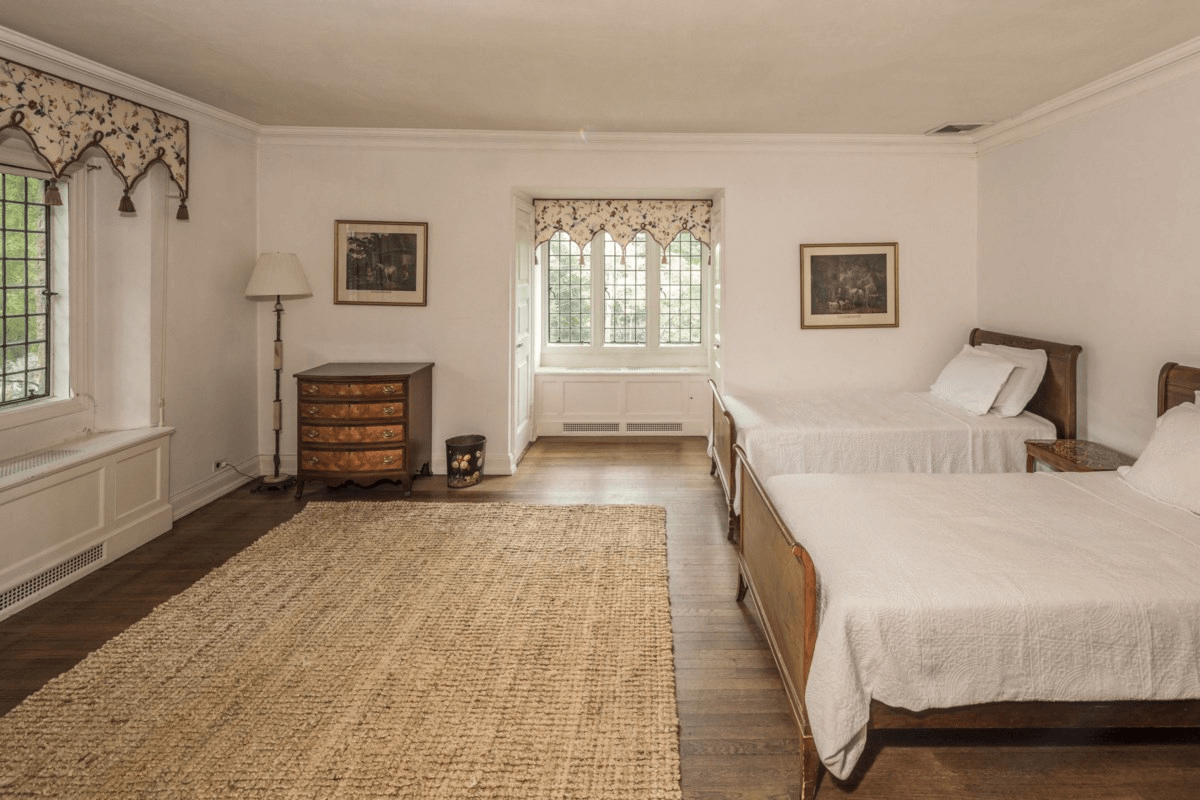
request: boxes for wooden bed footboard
[733,443,823,799]
[709,379,738,540]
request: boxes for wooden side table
[1025,439,1135,473]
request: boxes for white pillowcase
[1119,402,1200,514]
[930,344,1017,415]
[977,344,1048,417]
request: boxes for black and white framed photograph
[799,242,897,329]
[334,220,428,306]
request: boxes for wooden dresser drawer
[299,400,406,420]
[300,423,405,444]
[298,380,407,400]
[298,447,406,474]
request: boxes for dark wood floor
[2,437,1198,799]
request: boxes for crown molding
[975,35,1200,154]
[257,126,978,156]
[0,25,261,141]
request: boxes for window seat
[534,372,709,437]
[0,427,173,620]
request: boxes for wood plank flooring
[1,437,1198,799]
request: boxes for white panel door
[709,196,725,390]
[511,199,535,466]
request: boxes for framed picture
[799,242,898,329]
[334,220,428,306]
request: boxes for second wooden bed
[710,327,1082,538]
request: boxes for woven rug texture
[0,501,681,799]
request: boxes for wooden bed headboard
[968,328,1082,440]
[1158,362,1200,416]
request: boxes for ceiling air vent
[925,122,989,135]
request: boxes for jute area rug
[0,502,681,799]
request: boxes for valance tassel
[118,191,136,214]
[661,254,667,265]
[176,201,189,221]
[44,179,63,206]
[533,250,538,266]
[579,254,585,267]
[620,253,627,266]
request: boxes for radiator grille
[0,543,105,614]
[562,422,621,432]
[626,422,684,432]
[0,449,82,479]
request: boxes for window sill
[0,395,91,434]
[536,366,710,375]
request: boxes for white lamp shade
[245,252,313,298]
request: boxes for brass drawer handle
[305,385,318,394]
[382,385,396,394]
[306,456,320,466]
[382,406,396,415]
[307,406,319,415]
[382,455,396,465]
[381,429,396,439]
[306,430,319,439]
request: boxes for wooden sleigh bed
[710,328,1082,539]
[734,361,1200,799]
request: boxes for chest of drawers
[293,362,433,498]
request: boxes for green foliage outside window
[2,172,51,407]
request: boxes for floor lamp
[245,252,312,492]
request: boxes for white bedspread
[763,471,1200,780]
[726,391,1055,510]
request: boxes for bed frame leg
[799,733,823,800]
[710,455,717,476]
[736,570,748,602]
[726,509,739,542]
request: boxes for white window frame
[0,142,92,433]
[539,231,710,369]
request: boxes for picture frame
[799,242,898,329]
[334,220,428,306]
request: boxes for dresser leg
[294,479,305,500]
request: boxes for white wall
[978,70,1200,455]
[162,119,261,505]
[258,136,979,472]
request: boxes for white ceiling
[3,0,1200,134]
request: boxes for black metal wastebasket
[446,434,486,488]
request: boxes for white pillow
[977,344,1048,417]
[930,344,1018,415]
[1119,402,1200,514]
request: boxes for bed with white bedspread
[768,469,1200,781]
[710,328,1081,538]
[724,389,1054,512]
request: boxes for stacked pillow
[1118,402,1200,515]
[930,343,1048,416]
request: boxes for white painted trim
[170,455,257,520]
[0,25,260,141]
[975,35,1200,154]
[257,127,978,155]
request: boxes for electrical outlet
[213,460,228,472]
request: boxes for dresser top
[294,362,434,379]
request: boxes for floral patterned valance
[0,58,190,219]
[534,199,711,262]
